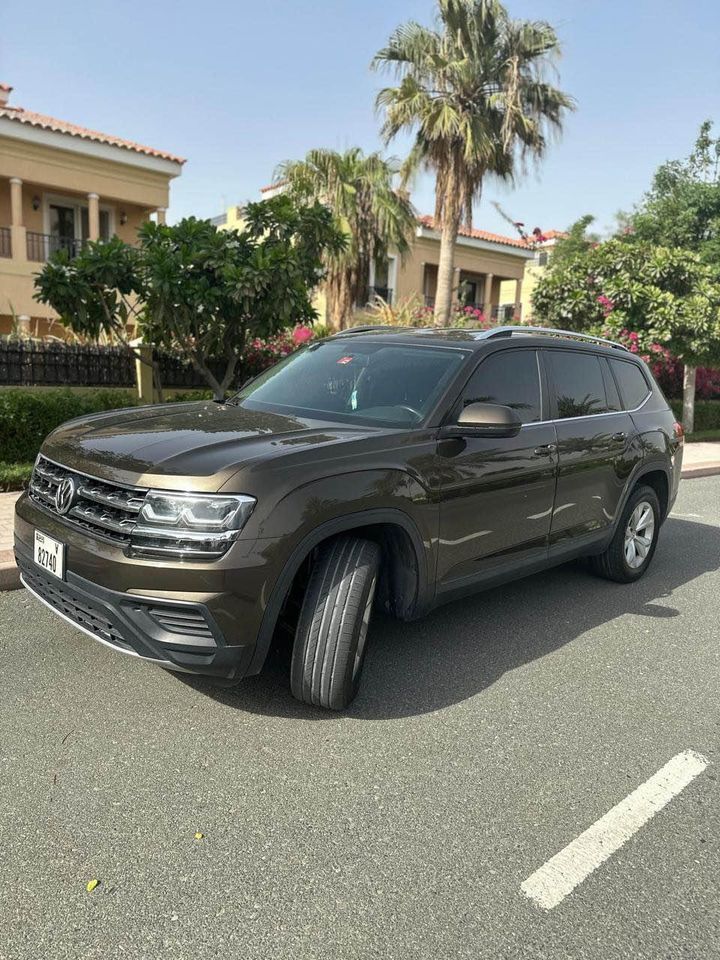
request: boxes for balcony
[26,232,85,262]
[0,226,10,258]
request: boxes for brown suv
[14,326,684,709]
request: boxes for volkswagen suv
[14,326,683,709]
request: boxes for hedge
[670,399,720,432]
[0,388,137,464]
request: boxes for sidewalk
[0,490,21,590]
[682,440,720,478]
[0,442,718,591]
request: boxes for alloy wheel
[624,500,655,570]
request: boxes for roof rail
[481,325,629,352]
[330,325,399,336]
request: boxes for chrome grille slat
[29,455,148,547]
[77,483,144,514]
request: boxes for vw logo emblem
[55,476,77,515]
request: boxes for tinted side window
[460,350,541,423]
[549,351,609,419]
[610,359,651,410]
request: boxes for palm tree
[276,147,416,329]
[373,0,573,326]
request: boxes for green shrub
[0,461,33,492]
[670,399,720,432]
[0,388,137,463]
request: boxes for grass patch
[686,429,720,443]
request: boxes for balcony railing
[492,303,520,322]
[0,226,10,258]
[368,285,393,304]
[26,232,86,263]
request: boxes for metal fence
[0,340,136,387]
[0,339,236,391]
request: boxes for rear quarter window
[610,359,651,410]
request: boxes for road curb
[681,461,720,479]
[0,550,20,592]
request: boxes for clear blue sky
[3,0,720,236]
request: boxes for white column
[9,178,26,261]
[514,278,523,319]
[156,208,166,225]
[87,193,100,241]
[484,273,495,316]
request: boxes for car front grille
[29,455,147,546]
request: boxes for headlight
[130,492,256,560]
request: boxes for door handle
[611,432,627,443]
[534,443,557,456]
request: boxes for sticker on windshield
[337,356,354,365]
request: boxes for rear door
[543,348,641,549]
[436,347,558,587]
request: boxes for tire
[589,485,661,583]
[290,536,380,710]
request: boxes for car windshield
[232,339,470,426]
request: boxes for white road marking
[521,750,709,910]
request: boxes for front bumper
[14,491,287,680]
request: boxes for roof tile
[0,104,185,164]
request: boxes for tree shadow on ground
[180,517,718,721]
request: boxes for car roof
[329,324,632,358]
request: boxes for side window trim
[543,348,613,422]
[444,346,544,426]
[608,358,652,412]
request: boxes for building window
[537,251,549,267]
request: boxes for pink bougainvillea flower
[292,325,313,344]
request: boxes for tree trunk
[434,205,460,327]
[682,364,696,435]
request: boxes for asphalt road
[1,477,719,959]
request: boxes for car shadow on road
[182,517,718,721]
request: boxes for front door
[543,348,640,548]
[436,347,558,588]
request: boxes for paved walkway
[0,441,718,586]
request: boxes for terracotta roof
[0,103,185,164]
[418,215,528,249]
[260,179,288,193]
[540,229,566,241]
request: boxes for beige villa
[215,183,536,326]
[0,83,184,337]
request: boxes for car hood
[41,401,383,492]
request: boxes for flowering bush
[242,324,318,378]
[365,295,505,329]
[604,328,720,400]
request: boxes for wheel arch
[247,508,431,676]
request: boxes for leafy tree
[551,214,599,265]
[276,147,417,329]
[373,0,573,325]
[619,120,720,427]
[34,196,344,400]
[627,121,720,266]
[532,239,720,431]
[32,236,164,395]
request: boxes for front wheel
[290,536,380,710]
[589,485,661,583]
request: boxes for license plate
[34,530,65,580]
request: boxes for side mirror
[440,401,522,439]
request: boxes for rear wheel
[290,536,380,710]
[589,485,661,583]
